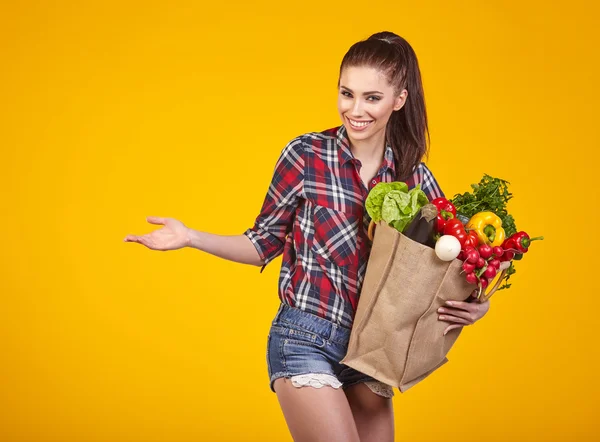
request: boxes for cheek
[337,96,349,114]
[371,103,395,122]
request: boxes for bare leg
[345,383,394,442]
[274,377,361,442]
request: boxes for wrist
[185,228,198,249]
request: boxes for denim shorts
[266,303,394,398]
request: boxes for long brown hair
[339,31,429,181]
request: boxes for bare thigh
[274,377,361,442]
[345,383,394,442]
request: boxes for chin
[346,123,380,140]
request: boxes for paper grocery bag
[340,221,474,392]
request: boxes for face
[337,65,407,142]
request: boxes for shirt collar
[336,125,396,175]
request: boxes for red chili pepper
[508,231,544,253]
[443,218,467,247]
[431,197,457,233]
[500,238,517,261]
[463,230,479,250]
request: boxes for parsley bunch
[450,174,518,290]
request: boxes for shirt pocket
[310,204,359,267]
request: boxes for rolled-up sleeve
[244,137,305,269]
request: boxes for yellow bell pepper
[465,211,505,247]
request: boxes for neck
[348,129,387,164]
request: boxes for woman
[124,31,491,442]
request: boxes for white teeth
[349,119,372,127]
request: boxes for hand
[124,216,191,251]
[437,291,491,336]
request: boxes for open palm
[124,216,190,251]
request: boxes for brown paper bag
[340,221,474,392]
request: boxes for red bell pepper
[443,218,467,247]
[431,197,457,233]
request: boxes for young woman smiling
[124,31,491,442]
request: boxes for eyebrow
[340,86,384,95]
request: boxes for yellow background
[1,0,597,441]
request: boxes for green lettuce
[365,182,430,233]
[365,182,408,223]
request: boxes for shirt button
[372,179,377,184]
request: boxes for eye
[341,91,352,97]
[368,96,382,101]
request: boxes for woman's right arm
[186,229,264,266]
[124,216,264,267]
[124,136,305,269]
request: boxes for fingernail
[446,301,453,306]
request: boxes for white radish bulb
[498,260,511,271]
[435,235,461,261]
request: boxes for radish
[484,265,497,279]
[465,272,478,285]
[476,257,486,269]
[435,235,462,261]
[492,246,504,258]
[462,261,476,273]
[478,244,493,259]
[466,249,480,264]
[488,258,501,269]
[479,277,489,289]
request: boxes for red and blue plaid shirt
[244,125,444,328]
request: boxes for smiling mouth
[347,117,374,129]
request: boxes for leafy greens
[366,182,429,233]
[450,174,518,290]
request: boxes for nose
[350,98,364,117]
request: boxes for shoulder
[274,129,335,173]
[414,162,437,180]
[275,126,338,168]
[291,126,340,156]
[301,126,339,142]
[276,134,309,167]
[409,162,445,199]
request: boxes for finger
[443,324,463,336]
[124,235,149,247]
[137,235,154,248]
[438,308,472,322]
[438,314,472,325]
[147,216,166,225]
[445,300,477,313]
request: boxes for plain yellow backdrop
[1,0,598,441]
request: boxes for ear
[393,89,408,111]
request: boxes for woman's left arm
[437,297,491,335]
[414,163,493,334]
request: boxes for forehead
[339,66,391,91]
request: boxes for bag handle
[478,268,507,302]
[368,220,508,303]
[368,220,377,242]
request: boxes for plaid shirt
[244,125,444,328]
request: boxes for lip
[346,117,374,132]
